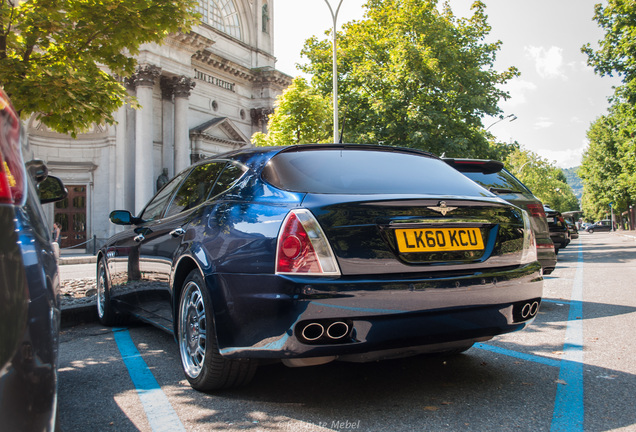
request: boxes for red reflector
[536,243,555,249]
[281,235,302,259]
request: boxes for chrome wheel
[96,262,107,319]
[95,258,125,326]
[179,280,207,379]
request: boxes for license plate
[395,227,484,252]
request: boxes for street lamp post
[322,0,344,143]
[486,113,517,131]
[516,160,531,175]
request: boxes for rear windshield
[461,169,530,194]
[262,148,491,196]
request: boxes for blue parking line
[551,243,585,431]
[113,328,186,432]
[475,343,562,368]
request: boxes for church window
[197,0,243,41]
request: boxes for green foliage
[252,77,332,146]
[582,0,636,102]
[581,0,636,222]
[579,104,636,221]
[0,0,199,136]
[506,148,579,213]
[298,0,518,156]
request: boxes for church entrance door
[54,185,87,250]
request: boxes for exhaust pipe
[326,321,350,340]
[301,323,325,341]
[521,301,540,319]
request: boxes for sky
[273,0,622,169]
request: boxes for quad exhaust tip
[520,300,540,319]
[299,320,352,343]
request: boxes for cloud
[499,78,538,108]
[534,117,554,129]
[536,147,584,169]
[525,46,568,80]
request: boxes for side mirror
[109,210,142,225]
[26,159,48,183]
[38,176,68,204]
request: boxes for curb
[59,255,97,266]
[61,302,98,328]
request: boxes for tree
[582,0,636,102]
[299,0,518,157]
[0,0,198,136]
[506,148,579,213]
[581,0,636,222]
[579,106,636,221]
[252,77,332,146]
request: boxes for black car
[0,89,67,430]
[444,158,557,275]
[97,144,543,391]
[544,206,569,253]
[585,219,612,233]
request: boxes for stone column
[132,64,161,215]
[173,76,196,173]
[160,77,175,179]
[124,78,137,213]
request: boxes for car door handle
[133,234,145,242]
[170,227,186,237]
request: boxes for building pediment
[191,117,249,143]
[190,118,251,159]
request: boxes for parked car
[97,144,543,391]
[585,219,612,233]
[544,206,569,253]
[566,220,579,240]
[443,158,557,275]
[0,89,67,430]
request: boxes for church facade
[29,0,291,250]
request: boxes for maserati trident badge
[428,201,457,216]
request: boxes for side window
[208,162,246,199]
[140,171,189,221]
[164,162,226,218]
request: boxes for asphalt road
[56,232,636,432]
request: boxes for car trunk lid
[301,194,528,276]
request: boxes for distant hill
[563,167,583,201]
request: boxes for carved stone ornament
[133,64,161,88]
[173,76,196,98]
[251,107,274,127]
[160,76,175,100]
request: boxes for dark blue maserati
[97,144,543,391]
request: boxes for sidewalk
[613,229,636,240]
[59,249,97,266]
[58,249,97,327]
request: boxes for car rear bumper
[549,232,568,249]
[210,262,543,360]
[536,237,557,275]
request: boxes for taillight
[276,209,340,276]
[0,91,25,205]
[520,210,538,264]
[536,241,555,250]
[525,203,546,218]
[557,216,566,228]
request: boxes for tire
[177,270,257,391]
[96,258,127,326]
[588,229,594,234]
